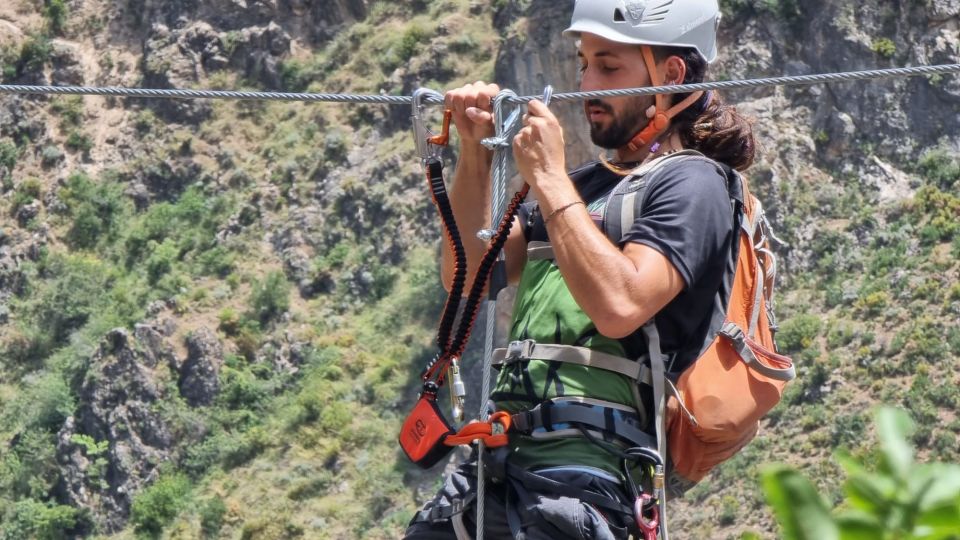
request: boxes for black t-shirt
[518,158,736,372]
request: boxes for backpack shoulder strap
[601,150,715,246]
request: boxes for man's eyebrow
[576,50,619,59]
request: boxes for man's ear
[662,55,687,85]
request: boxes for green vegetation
[758,408,960,540]
[43,0,69,36]
[871,37,897,58]
[130,473,193,537]
[0,139,18,173]
[250,271,290,324]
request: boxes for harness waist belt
[493,340,653,386]
[510,399,657,451]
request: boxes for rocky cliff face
[53,322,228,533]
[0,0,956,537]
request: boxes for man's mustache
[586,99,613,113]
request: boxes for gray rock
[50,40,86,86]
[141,22,218,121]
[227,22,292,89]
[55,329,174,533]
[178,327,224,406]
[15,199,40,226]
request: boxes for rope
[0,63,956,104]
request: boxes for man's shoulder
[643,154,730,199]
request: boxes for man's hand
[445,81,500,145]
[513,99,567,192]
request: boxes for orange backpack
[605,151,796,486]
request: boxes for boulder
[178,327,224,406]
[55,329,174,533]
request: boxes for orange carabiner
[427,110,452,147]
[444,411,512,448]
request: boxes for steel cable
[0,63,956,104]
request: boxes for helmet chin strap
[626,46,705,152]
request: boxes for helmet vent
[642,0,674,24]
[613,8,626,22]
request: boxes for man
[406,0,756,537]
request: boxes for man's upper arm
[621,160,733,290]
[505,215,528,284]
[621,241,686,312]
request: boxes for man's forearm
[440,144,495,292]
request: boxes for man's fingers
[526,99,558,123]
[465,107,492,125]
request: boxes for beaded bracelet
[543,201,585,225]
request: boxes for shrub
[199,497,227,538]
[65,131,93,153]
[43,0,69,35]
[196,245,235,277]
[871,37,896,58]
[918,147,960,190]
[26,253,113,350]
[0,430,60,499]
[50,96,84,127]
[145,239,179,284]
[11,177,42,214]
[0,499,80,540]
[777,314,822,354]
[19,35,52,73]
[60,172,128,249]
[130,473,192,538]
[40,145,63,167]
[218,307,241,336]
[250,271,290,324]
[0,139,18,171]
[219,366,270,411]
[1,372,74,433]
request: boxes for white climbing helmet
[563,0,721,64]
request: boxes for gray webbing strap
[510,399,657,451]
[747,197,766,338]
[719,323,797,381]
[492,340,653,386]
[526,241,555,260]
[642,321,670,540]
[641,323,668,464]
[602,150,707,246]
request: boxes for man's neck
[615,131,684,164]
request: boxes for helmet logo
[623,0,647,24]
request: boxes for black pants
[404,452,634,540]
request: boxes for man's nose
[579,68,600,92]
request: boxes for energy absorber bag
[399,383,456,468]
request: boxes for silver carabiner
[411,88,450,167]
[481,89,521,151]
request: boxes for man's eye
[601,66,619,73]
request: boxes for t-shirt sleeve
[620,159,733,288]
[517,201,539,242]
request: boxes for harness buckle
[511,409,536,433]
[505,339,536,362]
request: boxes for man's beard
[587,96,650,149]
